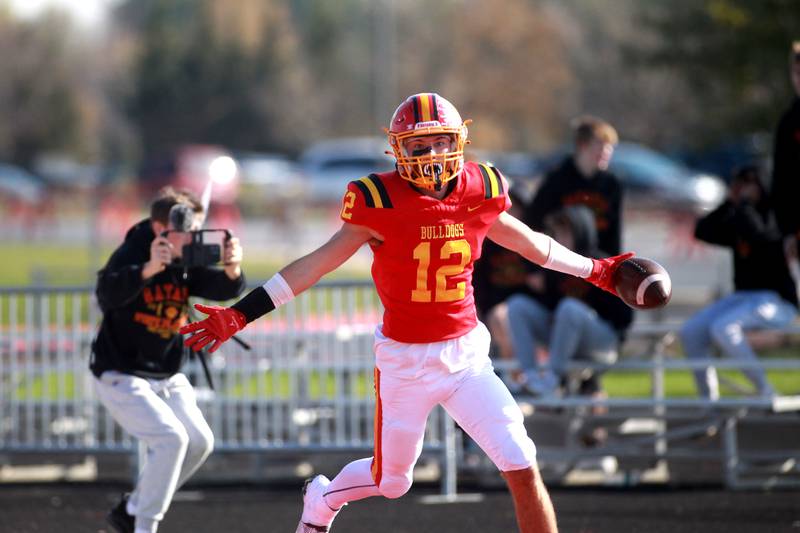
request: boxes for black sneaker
[106,493,134,533]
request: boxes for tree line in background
[0,0,797,172]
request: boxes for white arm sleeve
[262,273,295,308]
[542,238,594,279]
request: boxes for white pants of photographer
[94,371,214,533]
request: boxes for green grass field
[5,243,371,286]
[2,244,108,286]
[2,243,370,325]
[9,367,800,401]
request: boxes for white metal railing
[490,322,800,490]
[3,285,799,490]
[0,283,449,459]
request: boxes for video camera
[161,203,232,268]
[171,229,232,268]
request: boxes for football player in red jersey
[181,93,633,533]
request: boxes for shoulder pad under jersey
[340,174,393,226]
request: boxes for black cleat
[106,493,134,533]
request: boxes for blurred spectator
[472,184,538,377]
[680,166,798,401]
[525,116,623,255]
[515,116,625,396]
[770,41,800,285]
[506,206,633,397]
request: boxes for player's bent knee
[496,427,537,472]
[377,473,413,499]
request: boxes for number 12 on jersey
[411,239,471,302]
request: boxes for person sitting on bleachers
[506,205,634,397]
[679,165,798,401]
[472,184,539,387]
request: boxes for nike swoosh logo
[467,204,482,212]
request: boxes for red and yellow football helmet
[386,93,469,190]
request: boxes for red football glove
[585,252,635,296]
[180,303,247,353]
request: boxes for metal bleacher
[1,285,799,491]
[489,321,800,490]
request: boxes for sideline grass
[11,368,799,401]
[2,244,107,286]
[5,243,368,286]
[603,369,800,398]
[2,242,370,325]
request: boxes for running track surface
[0,482,798,533]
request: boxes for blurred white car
[0,162,46,204]
[535,142,727,213]
[609,143,726,213]
[235,151,306,201]
[299,137,395,203]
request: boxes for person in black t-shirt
[525,116,623,256]
[514,116,624,397]
[680,166,798,401]
[770,41,800,262]
[92,187,245,533]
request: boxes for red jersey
[340,161,511,343]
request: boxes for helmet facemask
[389,125,468,190]
[386,93,470,191]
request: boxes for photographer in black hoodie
[91,187,245,533]
[680,166,797,401]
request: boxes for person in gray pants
[680,166,797,401]
[91,187,245,533]
[507,206,633,397]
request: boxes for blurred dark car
[534,142,726,213]
[139,144,240,203]
[670,134,771,183]
[299,137,395,203]
[467,149,541,179]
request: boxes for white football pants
[323,322,537,509]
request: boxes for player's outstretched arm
[180,223,375,352]
[486,211,634,295]
[486,211,552,265]
[279,222,377,295]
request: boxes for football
[613,257,672,310]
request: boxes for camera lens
[168,204,194,232]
